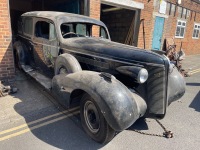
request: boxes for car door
[32,18,59,76]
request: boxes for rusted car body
[14,11,185,143]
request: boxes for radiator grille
[146,66,167,115]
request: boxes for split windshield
[60,23,108,39]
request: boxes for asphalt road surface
[0,71,199,150]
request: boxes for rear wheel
[15,50,22,69]
[80,94,115,144]
[13,41,26,70]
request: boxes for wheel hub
[84,101,100,133]
[59,67,68,74]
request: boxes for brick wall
[89,0,200,55]
[129,0,200,55]
[163,0,200,55]
[0,0,15,80]
[135,0,155,50]
[152,0,200,55]
[90,0,100,36]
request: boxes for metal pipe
[140,19,145,49]
[84,0,90,16]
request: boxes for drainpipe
[133,9,141,47]
[42,0,44,10]
[140,19,146,49]
[84,0,90,16]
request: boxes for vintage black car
[14,11,185,144]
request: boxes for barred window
[175,20,186,38]
[192,23,200,39]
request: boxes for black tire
[80,94,115,144]
[15,52,22,69]
[54,54,82,75]
[13,41,26,69]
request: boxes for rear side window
[35,21,56,40]
[23,18,33,35]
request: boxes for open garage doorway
[101,3,139,46]
[9,0,87,37]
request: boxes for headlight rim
[137,68,148,84]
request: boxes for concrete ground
[0,55,200,150]
[182,54,200,74]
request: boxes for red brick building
[0,0,200,79]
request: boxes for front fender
[52,71,146,131]
[168,66,186,105]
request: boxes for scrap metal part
[0,81,18,97]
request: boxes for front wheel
[54,54,82,75]
[80,94,115,144]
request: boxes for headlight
[137,68,148,83]
[116,66,149,84]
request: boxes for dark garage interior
[9,0,138,46]
[9,0,87,36]
[101,4,136,46]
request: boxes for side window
[175,20,186,38]
[35,21,56,40]
[35,21,50,39]
[100,27,108,39]
[91,25,109,39]
[92,25,100,37]
[61,24,74,36]
[23,18,33,35]
[192,23,200,39]
[76,24,87,36]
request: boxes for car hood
[61,37,166,65]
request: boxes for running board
[21,65,52,90]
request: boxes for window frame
[175,20,187,39]
[60,22,109,39]
[34,18,57,42]
[192,0,200,4]
[99,26,108,39]
[192,23,200,39]
[22,17,33,37]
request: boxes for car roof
[22,11,106,27]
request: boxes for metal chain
[132,119,174,138]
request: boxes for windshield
[60,23,109,39]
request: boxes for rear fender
[52,71,147,131]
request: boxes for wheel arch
[52,71,143,131]
[70,89,86,106]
